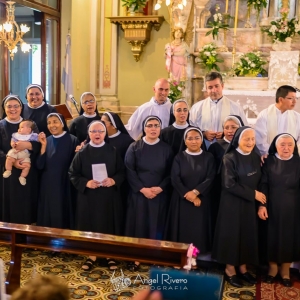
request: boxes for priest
[125,78,172,140]
[255,85,300,157]
[189,72,247,149]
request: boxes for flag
[62,33,73,112]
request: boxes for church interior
[1,0,300,299]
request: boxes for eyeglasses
[145,124,160,128]
[83,100,95,105]
[186,137,202,141]
[284,97,298,101]
[89,130,105,134]
[175,108,188,113]
[224,125,239,130]
[6,105,21,109]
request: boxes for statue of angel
[165,14,194,82]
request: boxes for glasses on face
[224,125,239,130]
[186,137,202,141]
[175,108,188,113]
[284,97,298,101]
[6,105,20,109]
[145,124,160,128]
[89,130,105,134]
[83,100,95,105]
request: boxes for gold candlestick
[225,0,229,13]
[233,0,239,36]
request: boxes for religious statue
[165,27,193,82]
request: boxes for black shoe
[264,275,275,284]
[239,272,257,285]
[282,278,292,287]
[225,273,243,288]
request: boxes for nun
[125,116,173,271]
[160,99,190,154]
[212,126,266,288]
[1,95,40,224]
[23,84,57,137]
[69,120,125,271]
[101,112,134,160]
[37,113,79,229]
[166,127,216,255]
[208,115,243,237]
[259,133,300,287]
[69,92,101,143]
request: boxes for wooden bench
[0,222,189,294]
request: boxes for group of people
[1,72,299,289]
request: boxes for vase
[272,37,292,51]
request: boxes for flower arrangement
[234,51,267,77]
[168,80,185,103]
[247,0,268,17]
[196,43,224,72]
[261,8,300,42]
[206,4,229,40]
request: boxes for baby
[3,120,38,185]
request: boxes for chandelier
[154,0,187,10]
[0,1,31,60]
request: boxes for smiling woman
[22,84,57,137]
[0,95,40,224]
[36,113,79,229]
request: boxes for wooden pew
[0,222,189,295]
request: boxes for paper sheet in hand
[92,164,108,182]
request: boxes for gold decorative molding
[107,16,165,62]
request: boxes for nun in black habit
[0,95,40,224]
[125,116,173,271]
[69,92,101,143]
[165,127,216,255]
[23,84,57,137]
[212,126,266,288]
[160,99,190,154]
[69,120,125,271]
[208,115,243,238]
[258,133,300,287]
[36,113,79,229]
[101,111,134,160]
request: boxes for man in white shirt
[125,78,172,140]
[189,72,247,148]
[255,85,300,156]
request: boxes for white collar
[5,117,23,124]
[89,141,105,147]
[236,147,251,155]
[27,101,45,109]
[142,136,160,145]
[150,97,170,106]
[172,122,189,129]
[83,112,97,118]
[275,153,293,160]
[109,130,121,138]
[185,149,203,156]
[52,131,67,138]
[223,137,231,143]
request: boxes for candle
[233,0,239,36]
[225,0,228,13]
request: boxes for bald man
[125,78,172,140]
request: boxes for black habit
[69,115,101,143]
[108,133,134,161]
[22,104,57,137]
[69,143,125,235]
[36,133,79,229]
[260,155,300,263]
[125,139,173,240]
[166,151,216,253]
[0,119,40,224]
[212,149,261,266]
